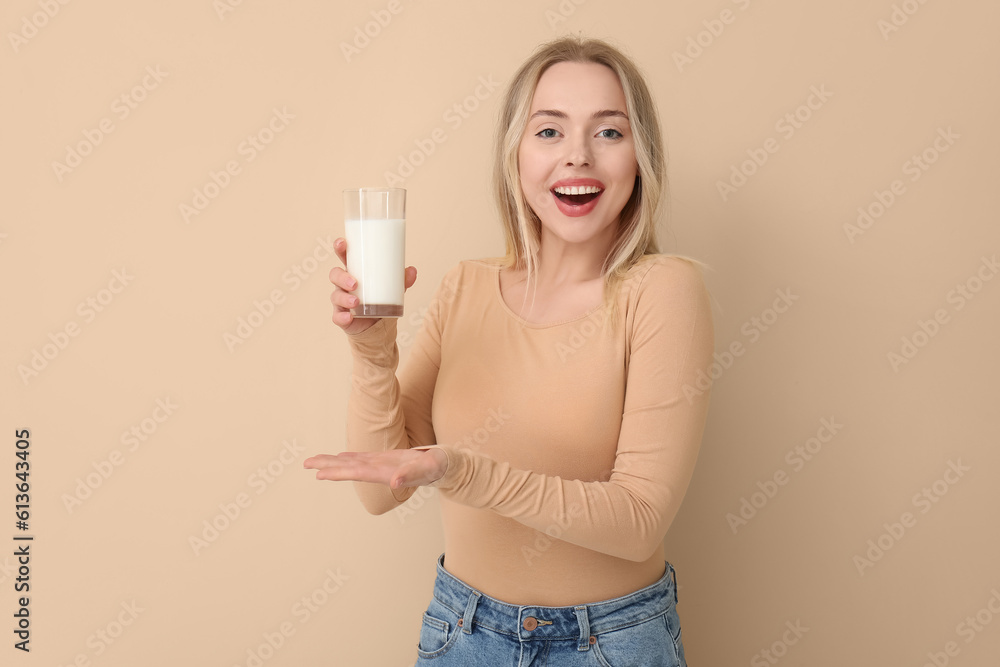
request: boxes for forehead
[529,61,626,111]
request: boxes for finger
[329,266,358,293]
[389,465,413,489]
[403,265,417,290]
[311,457,357,479]
[390,456,432,489]
[332,310,353,328]
[335,306,377,335]
[330,287,359,311]
[328,451,366,459]
[316,466,362,482]
[315,462,385,485]
[304,451,369,468]
[303,454,339,469]
[334,237,348,266]
[328,270,360,330]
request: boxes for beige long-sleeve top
[345,255,714,605]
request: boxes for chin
[541,217,616,246]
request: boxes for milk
[345,218,405,317]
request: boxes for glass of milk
[342,188,406,318]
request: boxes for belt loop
[668,562,678,604]
[462,591,481,635]
[574,606,591,651]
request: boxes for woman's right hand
[329,237,417,335]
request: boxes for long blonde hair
[492,35,669,325]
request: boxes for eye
[536,128,559,139]
[598,128,624,140]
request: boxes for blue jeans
[415,554,687,666]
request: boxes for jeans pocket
[591,614,684,667]
[416,599,462,660]
[664,606,686,667]
[417,612,450,654]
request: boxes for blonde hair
[492,35,669,325]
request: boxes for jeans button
[523,616,538,631]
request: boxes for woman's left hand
[303,448,448,489]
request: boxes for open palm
[304,448,448,489]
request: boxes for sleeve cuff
[412,444,460,489]
[345,317,396,341]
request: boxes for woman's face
[518,61,638,252]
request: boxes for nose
[564,134,592,167]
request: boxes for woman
[305,35,713,666]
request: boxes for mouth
[552,184,604,207]
[550,183,604,217]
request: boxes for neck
[532,226,615,288]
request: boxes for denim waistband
[429,553,678,647]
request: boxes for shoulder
[424,258,501,322]
[438,257,502,278]
[620,254,714,353]
[459,257,505,274]
[623,254,711,308]
[434,258,501,293]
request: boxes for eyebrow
[528,109,629,121]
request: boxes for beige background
[3,0,998,665]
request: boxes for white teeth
[553,185,602,195]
